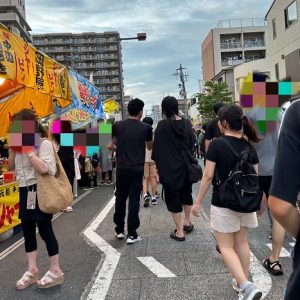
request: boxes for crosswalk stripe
[137,256,177,278]
[266,243,291,257]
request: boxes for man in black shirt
[204,103,225,152]
[269,99,300,300]
[108,98,153,244]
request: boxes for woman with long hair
[8,109,64,290]
[152,96,196,241]
[192,104,262,300]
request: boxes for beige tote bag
[37,140,73,214]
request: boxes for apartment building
[266,0,300,81]
[0,0,31,42]
[201,18,267,97]
[32,32,123,103]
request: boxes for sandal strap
[270,261,282,269]
[17,271,35,285]
[40,271,63,286]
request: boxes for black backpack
[91,154,99,168]
[215,139,261,213]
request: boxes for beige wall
[266,0,300,80]
[201,30,215,81]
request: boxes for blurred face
[8,119,40,153]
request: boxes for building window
[284,1,298,28]
[275,63,279,81]
[272,18,277,39]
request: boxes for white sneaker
[115,232,125,240]
[238,283,262,300]
[232,279,240,293]
[126,235,142,244]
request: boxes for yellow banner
[0,24,72,137]
[0,25,70,97]
[0,182,20,234]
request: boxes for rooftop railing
[216,18,267,28]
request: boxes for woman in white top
[8,109,64,290]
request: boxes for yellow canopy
[0,24,72,137]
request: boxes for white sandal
[37,271,64,289]
[16,271,39,290]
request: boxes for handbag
[178,120,203,184]
[37,139,73,214]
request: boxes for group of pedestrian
[111,94,300,300]
[110,96,197,243]
[6,91,300,300]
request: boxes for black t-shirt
[204,118,220,141]
[0,139,9,158]
[152,118,196,189]
[270,100,300,300]
[112,119,152,168]
[206,135,259,208]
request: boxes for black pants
[113,166,143,237]
[102,170,112,181]
[21,219,59,256]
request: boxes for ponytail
[242,116,261,143]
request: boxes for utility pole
[172,64,189,117]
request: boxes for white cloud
[26,0,273,108]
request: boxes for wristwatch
[27,152,35,159]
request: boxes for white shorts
[210,205,258,233]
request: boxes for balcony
[222,58,244,66]
[244,39,265,48]
[220,41,242,49]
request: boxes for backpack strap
[214,137,251,186]
[221,137,250,161]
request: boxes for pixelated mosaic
[240,73,300,134]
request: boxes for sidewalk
[96,189,240,300]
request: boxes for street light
[118,33,147,119]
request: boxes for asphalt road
[0,174,295,300]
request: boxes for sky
[26,0,273,112]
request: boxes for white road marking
[137,256,177,278]
[82,196,120,300]
[266,243,291,257]
[250,252,272,299]
[0,189,93,261]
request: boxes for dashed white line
[137,256,177,278]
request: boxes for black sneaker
[151,197,157,205]
[143,194,151,207]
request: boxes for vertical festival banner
[0,182,20,234]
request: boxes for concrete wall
[266,0,300,80]
[201,30,215,81]
[213,26,266,77]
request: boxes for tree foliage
[197,81,233,122]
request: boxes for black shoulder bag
[180,120,203,184]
